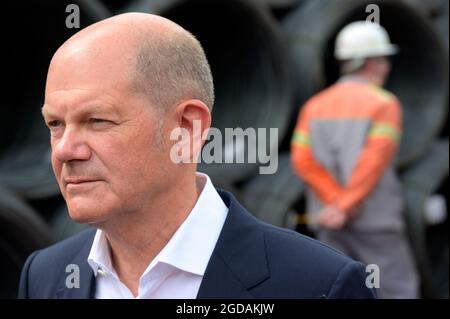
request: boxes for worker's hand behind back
[318,205,347,229]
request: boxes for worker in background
[291,21,419,298]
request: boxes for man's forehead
[45,26,139,101]
[47,48,133,91]
[42,89,122,117]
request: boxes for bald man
[18,13,375,299]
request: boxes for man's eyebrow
[41,103,120,119]
[41,105,54,119]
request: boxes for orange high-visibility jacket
[291,79,404,231]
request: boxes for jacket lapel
[197,190,270,298]
[55,233,96,299]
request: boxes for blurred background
[0,0,448,298]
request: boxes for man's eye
[90,118,111,124]
[48,120,63,128]
[89,118,115,128]
[91,118,106,123]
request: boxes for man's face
[43,52,173,226]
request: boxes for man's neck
[98,173,201,296]
[349,71,383,87]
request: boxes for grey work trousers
[317,229,420,299]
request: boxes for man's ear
[171,99,211,161]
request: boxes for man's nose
[53,128,91,163]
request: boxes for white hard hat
[334,21,399,60]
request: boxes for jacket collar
[196,190,270,298]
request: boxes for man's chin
[67,209,110,226]
[65,195,115,225]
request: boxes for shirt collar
[87,172,228,278]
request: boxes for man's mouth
[64,178,101,191]
[65,177,98,184]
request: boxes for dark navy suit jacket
[18,190,376,299]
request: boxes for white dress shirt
[87,172,228,299]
